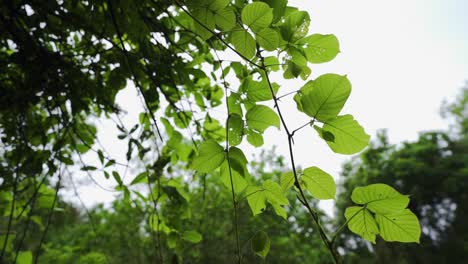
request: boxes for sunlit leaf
[192,140,226,173]
[301,166,336,200]
[351,184,410,214]
[345,206,379,243]
[317,115,370,154]
[375,209,421,243]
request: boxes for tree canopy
[0,0,422,263]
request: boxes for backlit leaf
[192,140,226,173]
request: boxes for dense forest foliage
[3,0,464,263]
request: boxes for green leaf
[300,74,351,121]
[301,166,336,200]
[251,231,270,258]
[298,34,340,63]
[263,180,289,205]
[231,29,256,59]
[17,251,33,264]
[245,78,278,102]
[345,206,379,243]
[220,159,248,194]
[375,209,421,243]
[192,140,226,173]
[227,114,244,146]
[351,184,410,215]
[246,105,280,133]
[263,56,280,71]
[246,129,264,147]
[241,2,273,32]
[228,93,243,116]
[261,0,287,22]
[317,115,370,154]
[214,7,236,31]
[280,10,310,42]
[280,171,294,192]
[208,0,230,11]
[246,186,267,215]
[182,230,203,243]
[192,8,215,40]
[256,28,279,51]
[130,172,148,185]
[112,171,123,186]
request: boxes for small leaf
[280,171,294,192]
[192,140,226,173]
[251,231,270,258]
[300,74,351,121]
[220,160,248,194]
[112,171,123,186]
[130,172,148,185]
[301,166,336,200]
[246,105,280,133]
[227,114,244,146]
[263,180,289,205]
[246,129,264,147]
[351,184,410,215]
[317,115,370,155]
[231,29,256,59]
[182,230,203,243]
[246,186,267,215]
[241,2,273,32]
[375,209,421,243]
[345,206,379,243]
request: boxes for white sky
[68,0,468,216]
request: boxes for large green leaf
[345,206,379,243]
[251,231,270,258]
[317,115,370,154]
[231,29,256,59]
[227,114,244,146]
[214,7,236,31]
[192,140,225,173]
[351,184,410,215]
[246,105,280,133]
[298,34,340,63]
[256,28,280,51]
[241,2,273,32]
[375,209,421,243]
[301,166,336,200]
[300,74,351,121]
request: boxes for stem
[215,51,241,263]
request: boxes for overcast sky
[70,0,468,215]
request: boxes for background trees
[335,86,468,264]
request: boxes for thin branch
[214,51,241,264]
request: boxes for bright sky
[68,0,468,215]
